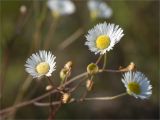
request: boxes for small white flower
[85,22,124,54]
[87,0,112,19]
[122,71,152,99]
[47,0,75,17]
[25,50,56,78]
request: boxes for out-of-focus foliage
[0,0,159,119]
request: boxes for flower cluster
[23,0,152,117]
[47,0,112,19]
[0,0,154,119]
[25,22,152,100]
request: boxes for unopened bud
[60,68,68,81]
[62,93,71,104]
[127,62,136,71]
[87,63,99,75]
[20,5,27,14]
[64,61,73,70]
[46,85,53,91]
[86,80,94,91]
[120,62,136,72]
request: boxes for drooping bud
[62,93,71,104]
[46,85,53,91]
[86,79,94,91]
[87,63,99,75]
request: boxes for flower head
[85,22,124,54]
[122,71,152,99]
[62,93,71,104]
[47,0,75,18]
[25,50,56,78]
[87,63,99,74]
[87,0,112,19]
[86,79,94,91]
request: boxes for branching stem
[34,92,127,107]
[0,69,129,115]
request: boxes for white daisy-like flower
[25,50,56,78]
[47,0,75,17]
[122,71,152,99]
[85,22,124,54]
[87,0,112,19]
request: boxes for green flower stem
[95,54,103,64]
[102,52,107,70]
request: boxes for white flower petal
[85,22,124,54]
[87,0,112,19]
[47,0,75,16]
[25,50,56,79]
[121,71,152,100]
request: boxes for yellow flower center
[127,82,141,95]
[36,62,50,75]
[96,35,110,50]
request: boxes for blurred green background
[0,0,159,119]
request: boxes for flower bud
[64,61,73,70]
[20,5,27,14]
[62,93,71,104]
[60,68,68,81]
[86,80,94,91]
[46,85,53,91]
[119,62,136,72]
[127,62,136,71]
[87,63,99,75]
